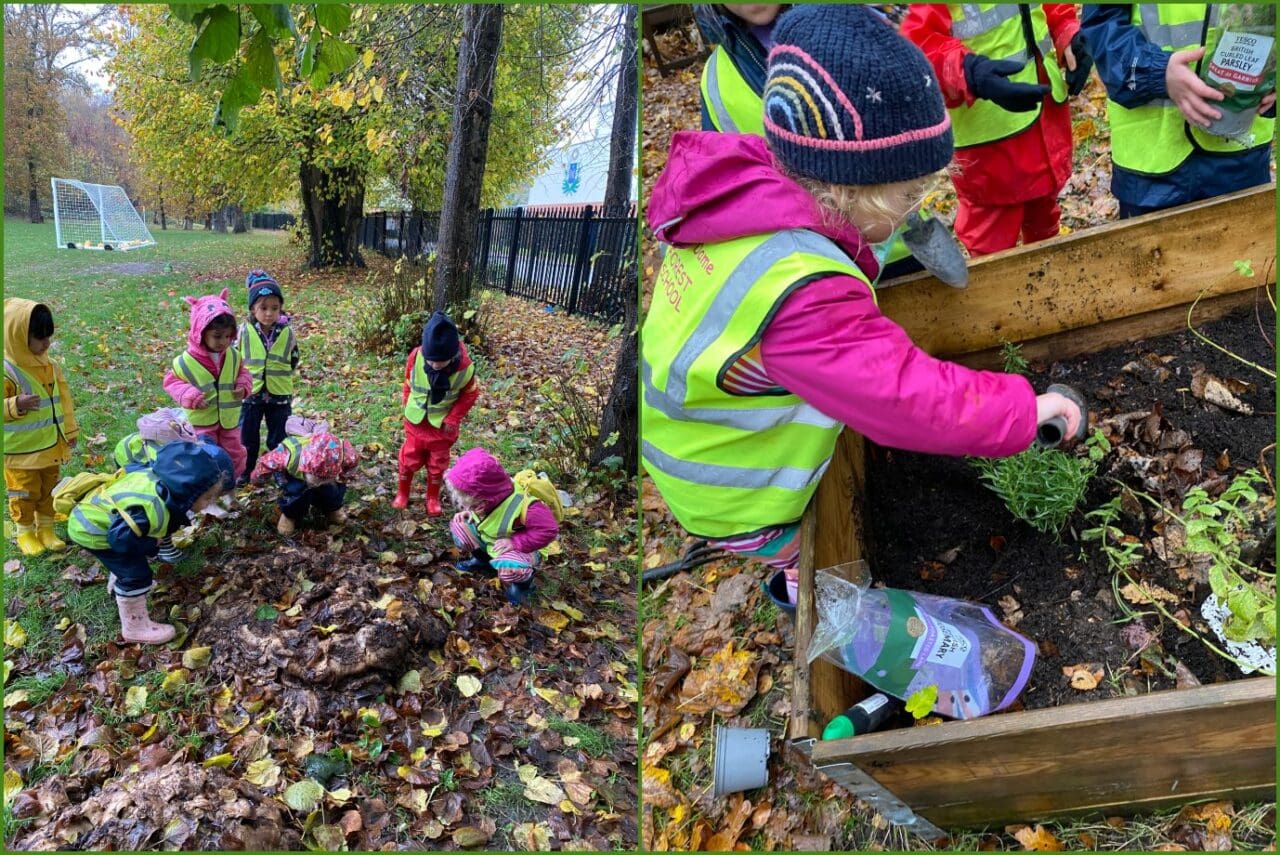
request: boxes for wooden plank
[877,184,1276,359]
[791,430,870,740]
[955,288,1261,371]
[811,678,1276,829]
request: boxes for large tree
[3,5,105,221]
[433,4,505,313]
[590,4,639,475]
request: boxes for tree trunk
[298,161,366,268]
[27,160,44,224]
[204,213,212,230]
[212,208,227,233]
[590,5,639,475]
[231,203,247,233]
[159,196,167,230]
[433,4,504,314]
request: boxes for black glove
[962,52,1050,112]
[1064,31,1093,97]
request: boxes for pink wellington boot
[116,595,176,644]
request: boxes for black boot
[504,579,535,605]
[455,548,495,576]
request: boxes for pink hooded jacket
[445,448,558,554]
[648,132,1036,457]
[163,288,253,410]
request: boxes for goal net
[51,178,156,251]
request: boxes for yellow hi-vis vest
[1108,4,1274,175]
[67,469,170,551]
[238,322,296,396]
[275,434,312,479]
[476,491,535,544]
[2,358,66,455]
[948,4,1068,148]
[404,353,475,428]
[700,44,766,136]
[172,350,243,429]
[640,229,871,539]
[114,432,160,469]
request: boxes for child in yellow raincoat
[4,298,79,555]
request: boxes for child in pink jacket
[445,448,559,606]
[163,288,252,479]
[640,5,1083,611]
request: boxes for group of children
[4,272,559,646]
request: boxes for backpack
[513,470,568,523]
[51,469,126,518]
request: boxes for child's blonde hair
[789,168,946,237]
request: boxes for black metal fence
[358,203,637,324]
[251,212,296,230]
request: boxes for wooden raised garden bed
[789,184,1277,836]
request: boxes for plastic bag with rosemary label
[1199,4,1276,141]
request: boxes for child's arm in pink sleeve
[250,445,290,483]
[760,274,1038,458]
[163,368,204,410]
[235,362,253,397]
[508,501,559,554]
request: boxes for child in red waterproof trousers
[394,312,479,516]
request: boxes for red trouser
[954,193,1061,257]
[398,423,454,480]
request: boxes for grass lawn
[3,218,638,850]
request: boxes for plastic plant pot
[765,570,795,616]
[1205,106,1261,142]
[712,726,771,798]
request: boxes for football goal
[51,178,156,251]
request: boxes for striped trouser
[448,512,539,584]
[709,522,802,603]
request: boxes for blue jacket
[105,439,233,556]
[1081,5,1273,212]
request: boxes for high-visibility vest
[171,350,242,429]
[640,229,870,539]
[476,491,535,543]
[403,353,475,428]
[114,432,160,469]
[1108,4,1274,175]
[3,358,65,455]
[947,4,1068,148]
[238,322,296,396]
[700,45,766,136]
[67,469,170,551]
[276,435,309,479]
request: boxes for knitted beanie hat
[421,311,460,362]
[763,5,953,186]
[246,269,284,309]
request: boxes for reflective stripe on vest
[639,229,869,539]
[476,491,534,542]
[114,433,160,469]
[947,4,1067,148]
[279,435,307,478]
[700,45,766,136]
[173,350,242,429]
[3,358,65,455]
[239,322,295,396]
[67,470,170,551]
[1109,5,1274,175]
[404,356,475,428]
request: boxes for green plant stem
[1187,289,1276,379]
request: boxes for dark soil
[866,304,1275,710]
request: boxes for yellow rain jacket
[3,298,78,469]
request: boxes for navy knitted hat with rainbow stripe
[763,5,953,186]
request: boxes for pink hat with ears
[182,288,235,350]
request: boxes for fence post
[567,205,596,316]
[503,207,524,295]
[477,208,495,288]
